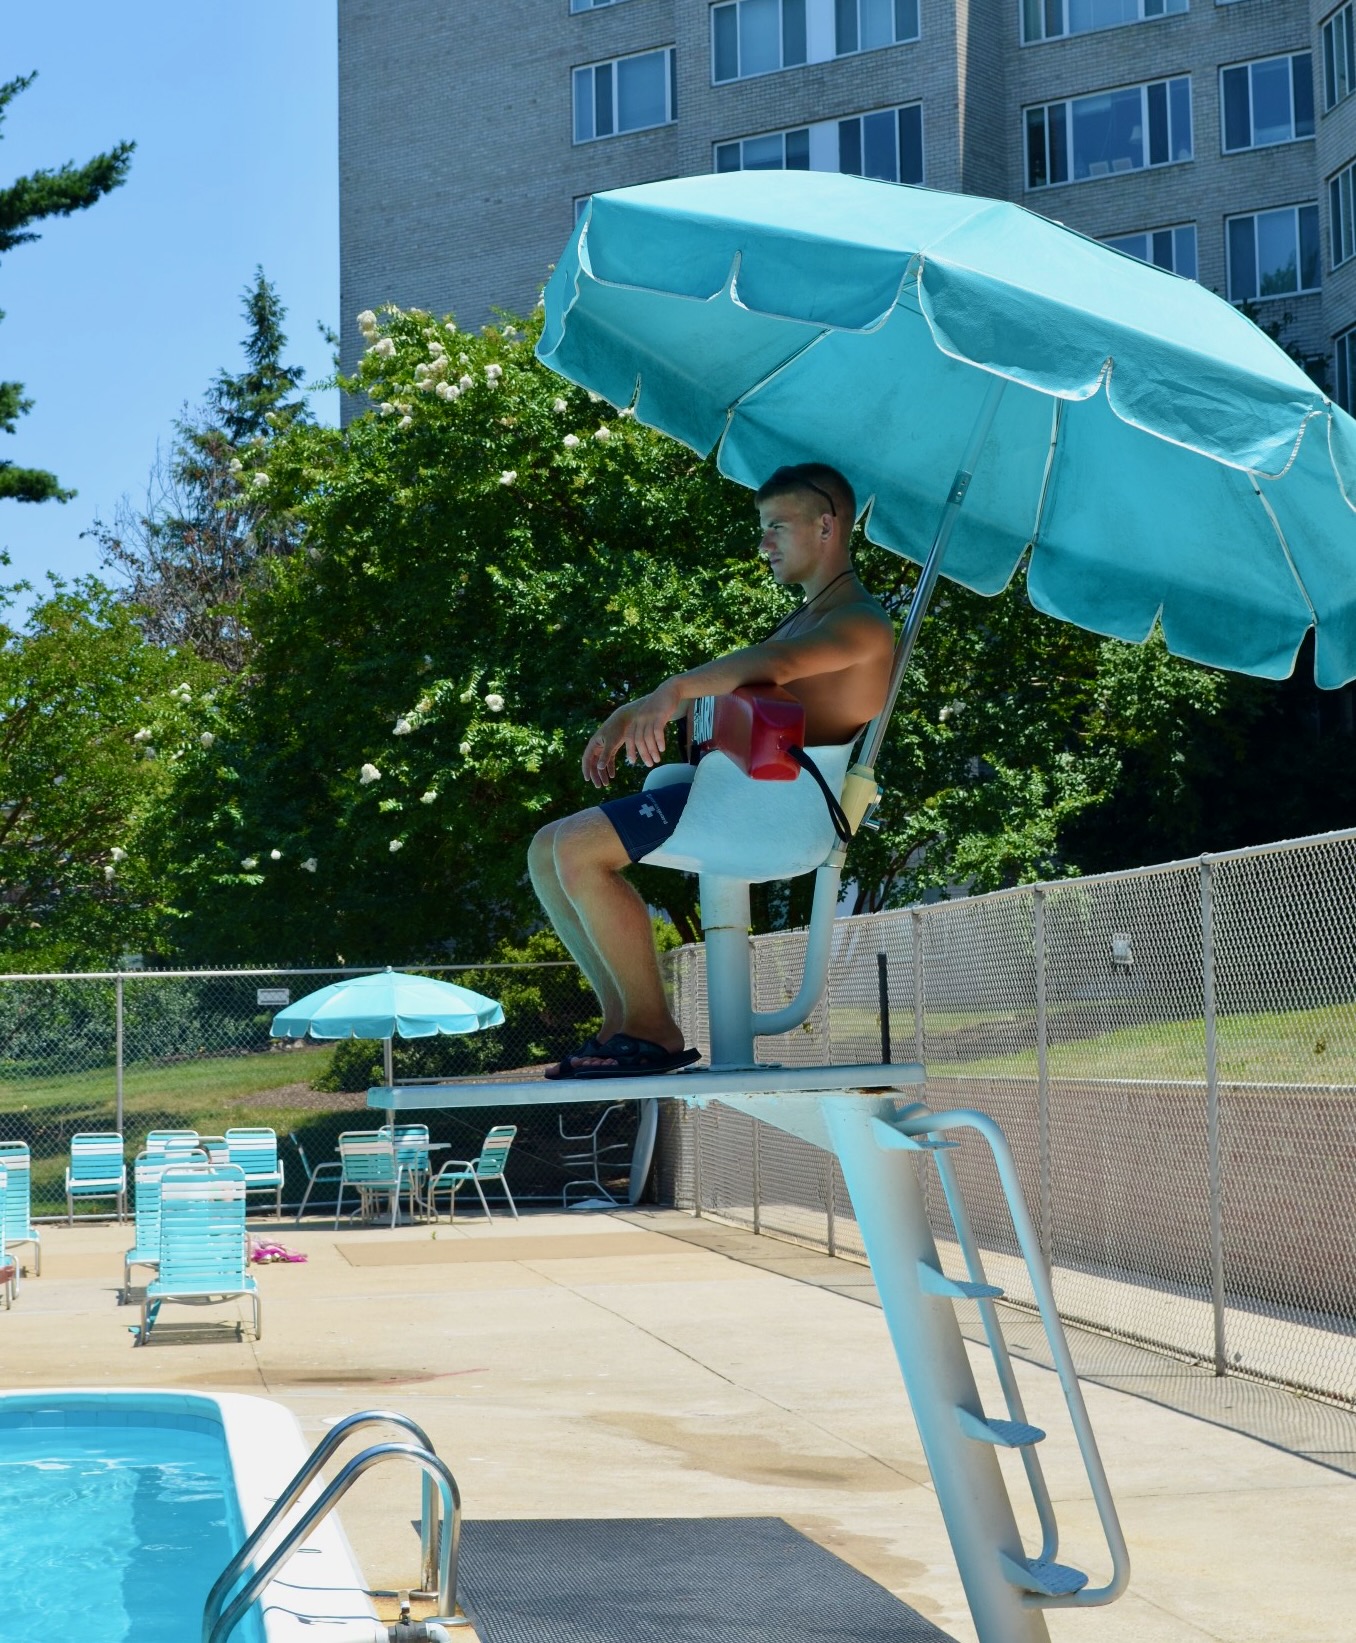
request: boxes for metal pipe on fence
[1034,888,1052,1268]
[877,951,892,1064]
[115,974,125,1134]
[751,1118,761,1236]
[1201,856,1227,1377]
[911,910,925,1064]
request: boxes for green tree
[0,579,216,968]
[0,72,133,504]
[92,269,308,670]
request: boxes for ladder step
[871,1118,958,1154]
[998,1553,1089,1597]
[917,1262,1004,1301]
[956,1409,1046,1448]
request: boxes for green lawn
[0,1044,337,1117]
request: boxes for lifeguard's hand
[582,681,683,787]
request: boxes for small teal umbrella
[271,969,504,1087]
[538,171,1356,692]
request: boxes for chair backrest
[133,1150,209,1251]
[476,1125,517,1180]
[0,1165,7,1259]
[0,1143,33,1237]
[225,1127,280,1178]
[197,1134,231,1165]
[146,1129,200,1156]
[338,1131,400,1187]
[70,1132,126,1184]
[158,1164,248,1287]
[378,1124,430,1174]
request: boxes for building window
[1227,205,1321,301]
[1331,161,1356,268]
[573,48,676,142]
[1336,326,1356,412]
[570,0,627,10]
[1022,0,1186,47]
[1324,5,1356,111]
[1104,223,1198,278]
[712,0,808,82]
[835,0,920,55]
[1221,55,1314,152]
[1026,77,1192,188]
[714,104,923,183]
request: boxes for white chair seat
[638,741,855,882]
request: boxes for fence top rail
[0,961,579,984]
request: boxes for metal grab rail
[901,1106,1131,1607]
[202,1412,459,1643]
[208,1441,462,1643]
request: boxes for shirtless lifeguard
[528,462,895,1078]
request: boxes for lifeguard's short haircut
[755,463,856,526]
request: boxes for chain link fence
[0,962,640,1218]
[662,827,1356,1410]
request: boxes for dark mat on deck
[457,1517,958,1643]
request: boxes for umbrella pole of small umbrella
[382,1035,396,1136]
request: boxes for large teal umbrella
[271,968,504,1085]
[538,172,1356,697]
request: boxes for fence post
[751,1118,761,1236]
[911,910,925,1063]
[692,1107,703,1219]
[1201,856,1227,1377]
[877,951,892,1063]
[1034,888,1052,1268]
[115,973,125,1134]
[824,1154,836,1257]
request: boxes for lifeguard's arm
[582,606,889,787]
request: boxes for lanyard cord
[763,567,858,641]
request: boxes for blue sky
[1,4,338,614]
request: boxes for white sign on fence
[256,988,291,1007]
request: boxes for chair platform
[366,1062,925,1112]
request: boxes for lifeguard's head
[754,463,856,586]
[754,463,856,535]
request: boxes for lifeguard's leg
[529,818,625,1038]
[551,809,684,1053]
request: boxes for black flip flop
[543,1034,605,1081]
[569,1033,701,1080]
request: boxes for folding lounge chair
[124,1149,208,1301]
[66,1132,127,1223]
[0,1143,40,1276]
[427,1124,518,1223]
[334,1132,407,1229]
[139,1163,261,1345]
[225,1127,285,1217]
[0,1167,15,1308]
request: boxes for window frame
[1335,324,1356,414]
[1330,160,1356,270]
[572,46,677,144]
[711,0,808,85]
[834,0,921,57]
[1225,203,1322,303]
[712,101,924,184]
[1323,4,1356,112]
[714,126,814,172]
[1103,222,1199,279]
[1025,75,1193,190]
[1219,53,1315,154]
[1021,0,1187,48]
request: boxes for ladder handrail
[903,1106,1130,1607]
[202,1413,452,1643]
[208,1441,462,1643]
[928,1142,1060,1568]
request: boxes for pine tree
[93,269,308,671]
[0,72,133,504]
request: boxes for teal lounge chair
[378,1123,431,1217]
[0,1167,15,1307]
[334,1131,408,1229]
[427,1125,518,1223]
[66,1132,127,1223]
[0,1143,40,1276]
[144,1129,200,1157]
[139,1163,260,1345]
[225,1127,285,1217]
[124,1148,208,1301]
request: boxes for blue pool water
[0,1394,264,1643]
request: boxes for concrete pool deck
[5,1206,1354,1642]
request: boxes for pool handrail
[207,1440,463,1643]
[202,1409,455,1641]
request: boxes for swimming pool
[0,1391,378,1643]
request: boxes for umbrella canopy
[270,969,504,1041]
[538,172,1356,688]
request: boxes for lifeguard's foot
[543,1034,606,1081]
[570,1033,701,1080]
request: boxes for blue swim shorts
[599,781,692,863]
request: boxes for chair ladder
[202,1409,468,1643]
[892,1102,1130,1608]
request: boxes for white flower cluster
[562,433,580,450]
[370,336,396,359]
[389,838,404,853]
[300,857,318,873]
[484,693,505,712]
[270,849,282,861]
[200,731,216,749]
[241,856,258,870]
[435,381,461,401]
[228,458,243,474]
[594,426,611,443]
[170,682,192,703]
[357,309,378,340]
[420,789,438,805]
[552,398,568,414]
[416,696,432,715]
[359,763,382,785]
[458,740,472,757]
[393,717,413,736]
[499,471,516,487]
[484,363,502,386]
[253,473,270,488]
[110,847,128,863]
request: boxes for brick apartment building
[338,0,1356,406]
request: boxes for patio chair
[0,1166,15,1307]
[124,1148,209,1301]
[559,1104,629,1208]
[378,1123,431,1217]
[65,1132,127,1224]
[291,1131,344,1224]
[427,1124,518,1223]
[334,1131,408,1229]
[145,1129,200,1157]
[198,1134,231,1165]
[0,1142,40,1276]
[138,1163,261,1345]
[225,1127,285,1217]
